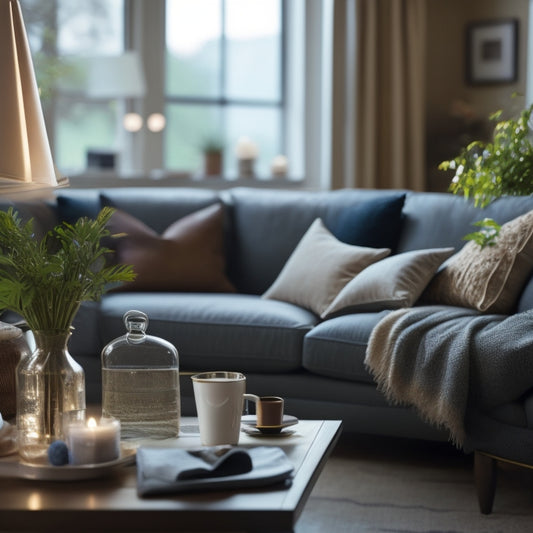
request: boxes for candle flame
[87,417,97,428]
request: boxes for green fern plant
[0,207,135,333]
[439,98,533,249]
[463,218,502,249]
[439,101,533,208]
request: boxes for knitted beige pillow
[262,218,390,316]
[424,210,533,314]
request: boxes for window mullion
[221,0,227,138]
[280,0,287,154]
[221,0,227,100]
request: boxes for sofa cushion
[106,203,236,293]
[100,188,222,234]
[56,193,101,223]
[303,312,390,384]
[0,199,58,240]
[262,218,390,316]
[333,193,406,251]
[227,188,408,295]
[397,192,533,253]
[100,293,317,372]
[424,210,533,313]
[322,247,455,318]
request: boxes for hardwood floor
[297,432,533,532]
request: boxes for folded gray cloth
[137,445,294,496]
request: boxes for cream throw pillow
[322,247,455,318]
[424,210,533,313]
[262,218,390,316]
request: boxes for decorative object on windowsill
[87,149,117,171]
[0,207,135,464]
[271,155,288,178]
[236,137,259,178]
[439,96,533,247]
[202,137,225,177]
[0,323,31,422]
[0,0,68,197]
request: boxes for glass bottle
[16,331,86,464]
[101,310,180,440]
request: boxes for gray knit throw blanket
[365,305,533,446]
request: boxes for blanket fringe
[365,306,474,447]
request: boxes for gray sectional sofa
[4,185,533,464]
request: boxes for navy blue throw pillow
[332,194,406,252]
[56,194,101,225]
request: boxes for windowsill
[66,171,311,190]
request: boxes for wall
[425,0,529,192]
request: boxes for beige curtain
[332,0,427,191]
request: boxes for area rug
[297,432,533,533]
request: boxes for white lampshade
[85,51,146,99]
[0,0,66,195]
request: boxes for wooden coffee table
[0,417,342,533]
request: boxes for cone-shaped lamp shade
[0,0,66,195]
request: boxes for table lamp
[0,0,67,197]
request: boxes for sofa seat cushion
[303,311,389,384]
[100,293,318,372]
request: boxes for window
[21,0,125,174]
[164,0,284,178]
[20,0,311,183]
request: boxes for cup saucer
[241,425,296,438]
[241,414,298,434]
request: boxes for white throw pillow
[321,247,455,318]
[262,218,390,316]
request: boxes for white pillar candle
[271,155,288,177]
[67,417,120,465]
[235,137,258,159]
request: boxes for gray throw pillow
[321,247,455,318]
[262,218,390,316]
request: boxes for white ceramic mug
[191,371,246,446]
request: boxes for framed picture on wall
[466,19,518,85]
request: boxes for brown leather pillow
[107,203,236,293]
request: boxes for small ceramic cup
[243,394,284,427]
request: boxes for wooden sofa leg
[474,451,497,514]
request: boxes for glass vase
[16,331,86,464]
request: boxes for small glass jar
[0,323,31,421]
[101,310,180,440]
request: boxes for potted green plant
[439,99,533,247]
[201,136,225,177]
[0,207,135,462]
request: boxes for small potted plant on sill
[0,207,135,463]
[201,136,225,177]
[439,97,533,247]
